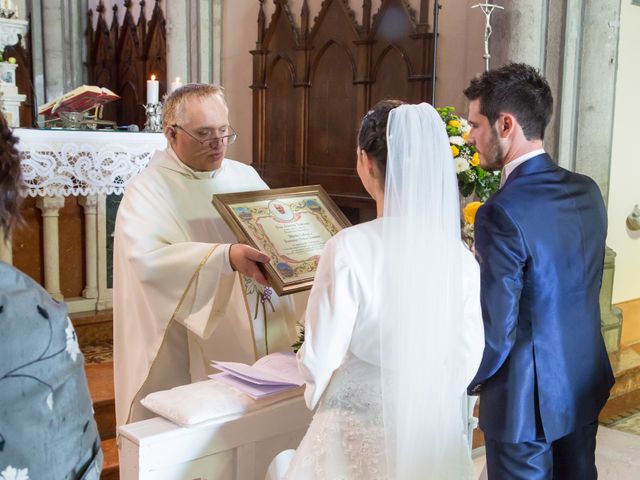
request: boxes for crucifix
[471,3,504,71]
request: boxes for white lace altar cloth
[14,128,167,197]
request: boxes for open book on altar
[38,85,120,117]
[210,352,304,399]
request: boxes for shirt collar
[166,146,224,179]
[500,148,545,187]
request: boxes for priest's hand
[229,244,270,286]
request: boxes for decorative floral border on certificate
[229,195,341,282]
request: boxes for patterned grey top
[0,262,102,479]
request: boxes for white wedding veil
[380,103,472,478]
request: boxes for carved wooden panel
[87,0,166,128]
[253,0,434,224]
[264,56,299,187]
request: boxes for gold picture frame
[212,185,351,295]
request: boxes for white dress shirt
[500,148,546,187]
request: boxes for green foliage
[436,106,501,202]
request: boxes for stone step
[600,343,640,423]
[101,437,119,480]
[86,362,116,440]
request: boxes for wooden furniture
[252,0,435,223]
[86,0,166,128]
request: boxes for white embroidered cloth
[14,128,167,197]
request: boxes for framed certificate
[212,185,351,295]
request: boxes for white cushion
[141,378,302,427]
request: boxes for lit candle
[146,74,159,104]
[169,77,183,94]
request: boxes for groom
[465,63,614,479]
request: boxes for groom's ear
[497,113,516,139]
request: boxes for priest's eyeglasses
[172,124,237,148]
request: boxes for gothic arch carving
[86,0,166,128]
[253,0,434,223]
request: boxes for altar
[4,128,166,312]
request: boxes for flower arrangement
[436,106,500,202]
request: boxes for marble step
[600,343,640,423]
[85,362,118,479]
[101,437,119,480]
[86,362,116,440]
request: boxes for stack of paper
[210,352,304,399]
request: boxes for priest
[113,84,305,428]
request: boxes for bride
[280,101,484,479]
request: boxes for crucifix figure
[472,3,505,71]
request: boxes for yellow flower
[471,152,480,166]
[463,201,483,225]
[463,132,469,142]
[451,145,460,157]
[448,120,461,128]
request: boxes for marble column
[79,195,99,299]
[490,0,624,351]
[36,196,66,301]
[96,194,110,311]
[166,0,223,85]
[490,0,548,71]
[28,0,86,119]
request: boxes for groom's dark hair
[358,99,405,179]
[464,62,553,141]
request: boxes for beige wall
[608,1,640,303]
[223,0,484,164]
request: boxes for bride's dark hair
[0,112,23,241]
[358,99,405,179]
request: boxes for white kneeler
[118,380,312,480]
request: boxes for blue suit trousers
[485,421,599,480]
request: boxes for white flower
[65,317,80,362]
[460,118,470,131]
[449,135,465,146]
[46,393,53,410]
[455,157,470,173]
[0,466,29,480]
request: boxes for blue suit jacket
[468,153,614,443]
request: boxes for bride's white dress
[282,218,484,480]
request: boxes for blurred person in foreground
[0,112,102,479]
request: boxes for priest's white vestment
[113,148,305,428]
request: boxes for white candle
[147,74,159,104]
[169,77,183,94]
